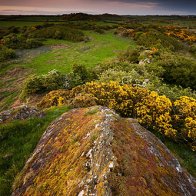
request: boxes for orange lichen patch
[109,118,195,196]
[13,106,195,195]
[13,107,105,195]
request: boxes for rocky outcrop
[0,105,44,123]
[12,106,196,196]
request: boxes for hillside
[0,14,196,195]
[13,106,195,195]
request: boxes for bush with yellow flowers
[38,82,196,150]
[69,93,98,108]
[135,91,176,137]
[83,81,149,117]
[164,26,196,43]
[173,96,196,146]
[37,90,70,109]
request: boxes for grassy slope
[0,31,134,110]
[0,106,69,196]
[22,31,135,74]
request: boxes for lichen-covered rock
[0,105,44,123]
[12,106,196,196]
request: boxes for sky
[0,0,195,15]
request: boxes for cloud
[89,0,196,12]
[0,0,195,15]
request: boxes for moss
[85,106,99,116]
[13,107,104,195]
[12,107,195,195]
[108,118,192,195]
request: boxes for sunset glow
[0,0,195,15]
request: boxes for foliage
[173,96,196,147]
[37,90,70,109]
[98,69,130,84]
[157,53,196,90]
[72,64,92,83]
[189,45,196,56]
[136,91,176,137]
[164,26,196,43]
[69,93,97,108]
[118,48,140,63]
[39,82,196,150]
[30,25,85,42]
[1,33,42,49]
[135,30,184,51]
[147,80,196,100]
[21,70,67,97]
[115,27,135,38]
[0,46,16,62]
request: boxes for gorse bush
[136,91,177,137]
[173,96,196,143]
[93,49,196,99]
[39,81,196,150]
[164,26,196,43]
[133,30,185,51]
[147,80,196,100]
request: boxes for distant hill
[62,12,125,21]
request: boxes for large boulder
[12,106,195,195]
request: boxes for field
[23,31,134,74]
[0,14,196,195]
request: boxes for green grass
[0,106,69,196]
[164,140,196,177]
[0,30,135,110]
[21,31,135,74]
[153,131,196,178]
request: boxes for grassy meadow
[24,31,134,74]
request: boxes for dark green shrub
[21,70,67,97]
[158,54,196,90]
[66,64,97,88]
[94,28,105,34]
[24,38,42,49]
[72,64,89,82]
[135,30,184,51]
[30,25,85,42]
[0,46,16,62]
[1,33,42,49]
[1,33,20,49]
[118,48,140,63]
[189,45,196,56]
